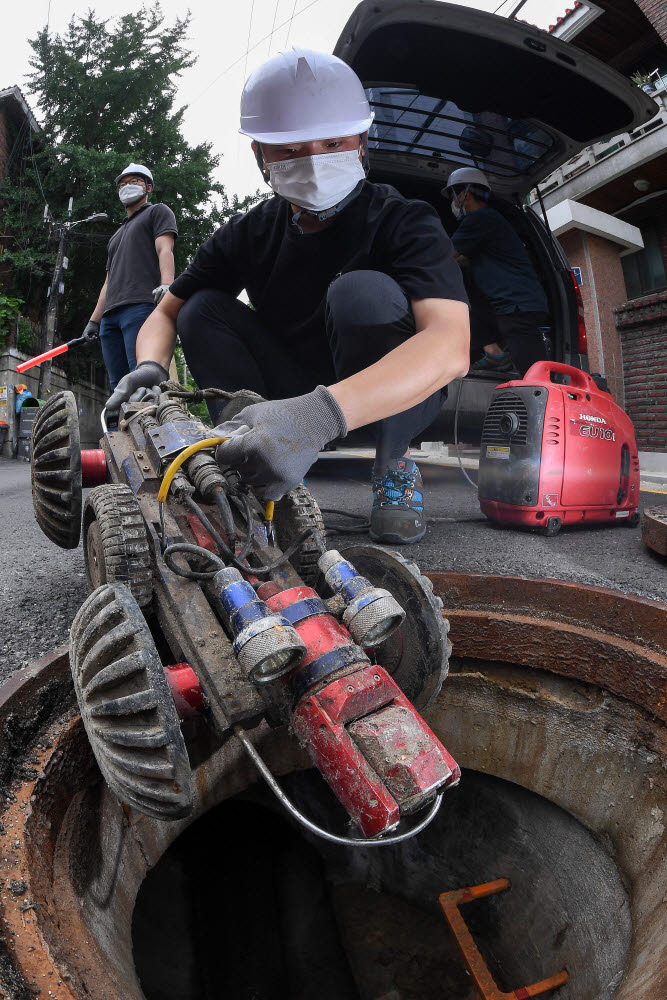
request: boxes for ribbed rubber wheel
[340,545,451,710]
[83,484,152,607]
[274,483,325,586]
[69,583,193,820]
[30,391,82,549]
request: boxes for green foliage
[1,6,265,352]
[0,294,35,352]
[0,294,24,333]
[174,344,212,425]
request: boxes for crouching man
[106,50,469,545]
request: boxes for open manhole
[1,573,665,1000]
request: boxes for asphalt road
[1,454,665,681]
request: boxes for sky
[3,0,567,201]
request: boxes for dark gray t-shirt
[451,206,548,315]
[104,203,178,314]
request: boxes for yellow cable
[158,437,227,503]
[157,437,277,523]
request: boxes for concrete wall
[0,348,107,457]
[559,229,628,403]
[614,288,667,451]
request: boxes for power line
[242,0,256,86]
[267,0,280,57]
[285,0,299,47]
[190,0,321,104]
[28,127,49,212]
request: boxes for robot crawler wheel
[30,390,82,549]
[83,484,153,606]
[274,483,326,586]
[69,582,193,820]
[544,516,562,537]
[339,544,451,710]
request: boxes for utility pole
[38,225,68,398]
[37,205,108,398]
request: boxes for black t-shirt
[170,182,468,348]
[451,206,548,315]
[104,203,178,314]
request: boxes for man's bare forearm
[157,247,175,285]
[329,299,469,432]
[90,278,108,323]
[136,291,183,368]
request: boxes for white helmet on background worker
[239,49,373,144]
[442,167,490,219]
[240,49,374,220]
[442,167,490,195]
[114,162,154,186]
[115,163,153,208]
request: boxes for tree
[0,6,264,379]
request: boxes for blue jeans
[100,302,155,390]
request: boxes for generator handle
[525,361,597,391]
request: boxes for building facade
[535,0,667,452]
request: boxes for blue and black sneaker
[370,458,426,544]
[471,350,515,373]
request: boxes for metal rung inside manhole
[439,878,569,999]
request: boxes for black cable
[236,492,256,561]
[319,508,372,535]
[213,486,236,545]
[164,543,225,579]
[185,493,317,577]
[185,494,235,563]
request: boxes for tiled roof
[548,1,583,33]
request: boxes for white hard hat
[443,167,490,192]
[239,48,374,145]
[115,163,154,186]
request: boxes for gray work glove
[152,284,171,305]
[105,360,169,412]
[82,320,100,342]
[213,385,347,500]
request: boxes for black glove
[213,385,347,500]
[82,320,100,342]
[105,360,169,412]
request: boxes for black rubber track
[274,483,326,587]
[69,582,193,820]
[30,390,82,549]
[83,484,153,607]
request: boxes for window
[365,88,554,180]
[621,220,667,299]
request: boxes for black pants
[177,270,444,465]
[496,310,549,377]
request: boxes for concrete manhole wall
[1,574,666,1000]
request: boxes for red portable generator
[477,361,640,535]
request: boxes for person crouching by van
[444,168,548,377]
[103,51,470,546]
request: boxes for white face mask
[451,198,463,220]
[118,183,145,206]
[266,149,365,213]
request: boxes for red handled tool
[16,334,92,374]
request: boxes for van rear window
[366,88,554,180]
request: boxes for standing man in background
[444,167,548,377]
[82,163,177,390]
